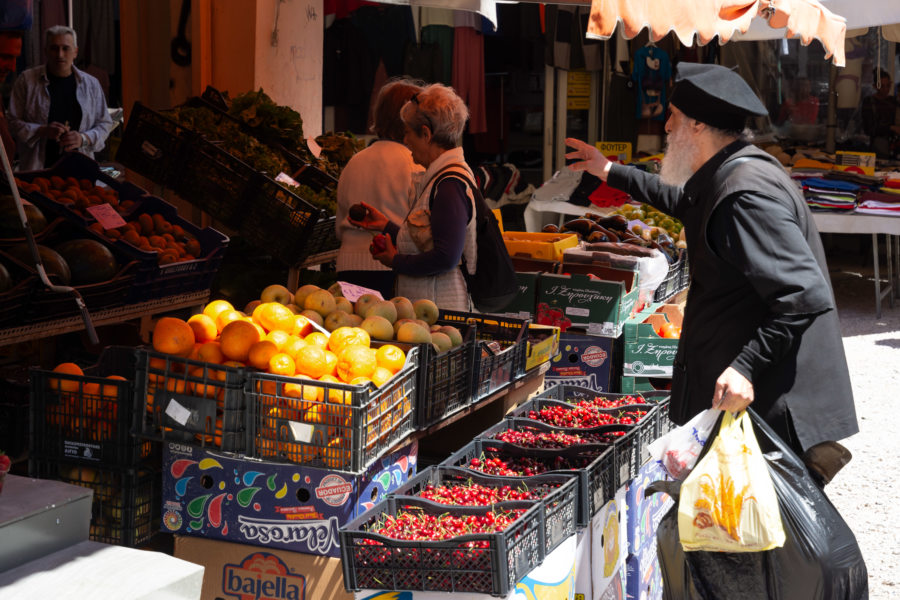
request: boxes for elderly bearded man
[566,63,858,486]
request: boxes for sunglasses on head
[410,94,434,134]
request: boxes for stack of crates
[29,346,160,547]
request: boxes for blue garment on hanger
[632,45,671,121]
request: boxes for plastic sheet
[651,409,869,600]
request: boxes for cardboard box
[619,376,672,395]
[503,231,579,262]
[525,324,561,371]
[590,486,628,598]
[162,441,417,557]
[625,461,673,555]
[538,263,639,336]
[502,271,539,319]
[625,538,663,600]
[597,565,627,600]
[545,332,622,393]
[174,534,352,600]
[623,303,682,377]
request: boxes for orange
[49,362,83,392]
[304,331,329,349]
[282,336,308,360]
[371,366,394,387]
[101,375,127,398]
[294,345,328,379]
[187,314,218,343]
[189,367,221,399]
[258,302,296,333]
[219,320,261,363]
[284,375,322,406]
[327,326,370,354]
[319,373,352,405]
[152,317,196,357]
[265,329,291,352]
[349,376,372,387]
[251,302,269,325]
[268,353,296,377]
[197,341,225,364]
[187,343,203,361]
[322,437,350,469]
[292,314,314,337]
[375,344,407,374]
[322,350,338,377]
[215,309,244,333]
[202,299,234,322]
[336,345,377,383]
[248,340,279,370]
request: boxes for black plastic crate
[116,101,194,189]
[299,215,340,260]
[30,458,160,547]
[642,390,673,439]
[414,320,476,430]
[133,348,248,452]
[15,151,148,227]
[0,248,35,328]
[442,439,617,527]
[653,252,689,303]
[28,260,138,322]
[392,465,579,557]
[0,368,29,458]
[535,384,647,407]
[439,310,528,402]
[241,174,324,264]
[245,347,418,472]
[340,496,544,597]
[509,397,653,429]
[30,346,154,467]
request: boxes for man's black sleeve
[607,163,687,220]
[708,192,833,381]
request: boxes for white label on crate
[620,462,630,485]
[86,203,127,229]
[275,172,301,187]
[307,137,322,158]
[288,420,314,443]
[336,281,383,302]
[165,398,192,426]
[64,440,101,461]
[566,306,590,318]
[593,486,606,509]
[588,321,616,336]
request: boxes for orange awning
[586,0,847,66]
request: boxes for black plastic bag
[650,409,868,600]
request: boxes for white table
[812,212,900,318]
[523,199,618,232]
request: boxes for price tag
[165,398,192,426]
[620,462,630,485]
[593,486,606,510]
[307,137,322,159]
[566,306,590,318]
[275,172,301,187]
[288,420,314,443]
[336,281,383,303]
[86,203,126,229]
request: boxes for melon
[0,194,47,238]
[55,239,119,285]
[0,261,11,293]
[7,243,71,285]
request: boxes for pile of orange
[45,361,128,441]
[148,296,410,467]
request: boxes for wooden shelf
[0,290,210,347]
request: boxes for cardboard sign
[596,141,632,165]
[86,203,126,229]
[275,172,301,187]
[334,281,382,303]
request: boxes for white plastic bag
[648,408,721,480]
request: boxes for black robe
[608,141,858,452]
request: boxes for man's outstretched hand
[565,138,612,180]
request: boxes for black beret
[669,62,767,131]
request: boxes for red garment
[779,96,820,124]
[324,0,378,19]
[589,181,629,208]
[451,27,487,135]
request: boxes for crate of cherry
[29,346,155,467]
[474,419,626,522]
[391,465,579,557]
[339,496,545,597]
[133,348,249,453]
[509,396,657,480]
[442,438,615,528]
[438,310,529,403]
[245,346,418,473]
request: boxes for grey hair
[45,25,77,48]
[400,83,469,149]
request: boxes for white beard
[659,125,698,187]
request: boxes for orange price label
[86,203,126,229]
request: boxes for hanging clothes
[544,5,603,71]
[452,23,487,135]
[632,45,671,121]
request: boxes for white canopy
[735,0,900,40]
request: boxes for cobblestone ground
[821,243,900,599]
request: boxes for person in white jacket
[8,25,113,171]
[335,78,423,298]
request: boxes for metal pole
[826,63,838,153]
